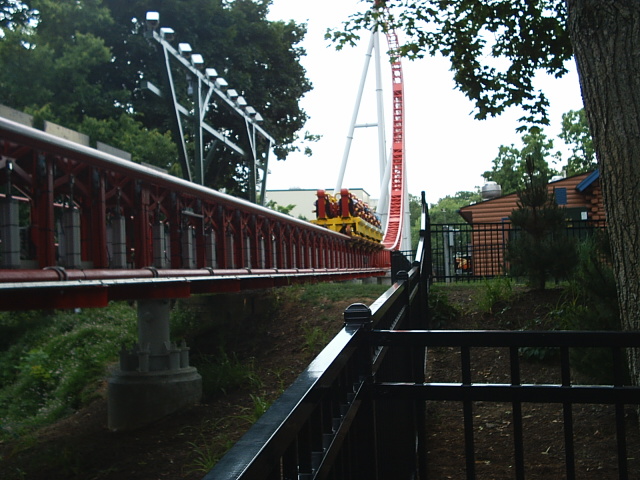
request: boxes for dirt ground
[1,286,638,479]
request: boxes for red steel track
[381,27,406,251]
[0,117,389,310]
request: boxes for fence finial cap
[344,303,372,327]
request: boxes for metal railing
[430,220,607,283]
[205,198,639,479]
[374,329,640,479]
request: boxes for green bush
[475,277,515,314]
[520,235,623,383]
[0,303,137,436]
[427,286,458,328]
[194,349,262,399]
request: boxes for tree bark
[567,0,640,383]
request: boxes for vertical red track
[381,28,406,251]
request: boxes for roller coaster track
[380,27,406,251]
[0,115,389,311]
[333,14,408,251]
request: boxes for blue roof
[576,169,600,192]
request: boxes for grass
[473,276,516,313]
[285,281,389,307]
[0,279,396,477]
[195,349,263,399]
[0,302,137,438]
[184,419,236,475]
[302,324,332,353]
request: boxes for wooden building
[456,171,604,277]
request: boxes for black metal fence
[430,221,607,283]
[204,202,639,479]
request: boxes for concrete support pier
[107,298,202,431]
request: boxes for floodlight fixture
[160,27,174,42]
[178,43,192,58]
[146,11,160,30]
[245,106,257,116]
[254,113,264,123]
[226,89,239,100]
[191,53,204,69]
[215,77,228,90]
[205,68,218,80]
[236,96,248,108]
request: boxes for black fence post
[343,303,378,479]
[391,250,412,284]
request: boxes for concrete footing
[107,298,202,431]
[107,367,202,431]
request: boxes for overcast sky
[265,0,584,205]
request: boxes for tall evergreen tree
[508,155,576,290]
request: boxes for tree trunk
[567,0,640,383]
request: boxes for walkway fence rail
[206,198,639,479]
[430,220,607,283]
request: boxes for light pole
[142,11,274,204]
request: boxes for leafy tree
[559,109,596,176]
[331,1,640,384]
[78,114,178,169]
[428,190,481,224]
[483,127,559,195]
[482,144,522,195]
[508,155,577,290]
[0,0,32,31]
[265,200,296,216]
[0,0,312,199]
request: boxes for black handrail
[204,193,638,480]
[205,194,431,480]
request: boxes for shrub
[0,303,137,436]
[475,276,515,314]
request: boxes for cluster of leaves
[0,303,137,437]
[426,285,459,328]
[327,0,572,126]
[520,233,622,382]
[195,349,262,399]
[0,0,312,197]
[483,111,596,195]
[474,276,515,314]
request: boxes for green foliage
[265,200,297,216]
[428,190,481,224]
[301,324,331,353]
[286,282,388,306]
[185,419,235,475]
[235,394,272,424]
[427,286,458,328]
[409,194,423,252]
[194,349,262,399]
[482,144,523,195]
[328,1,572,126]
[0,0,312,196]
[519,235,622,382]
[78,114,178,169]
[0,303,137,436]
[559,109,596,176]
[559,235,621,382]
[507,154,577,289]
[483,127,560,195]
[474,277,515,314]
